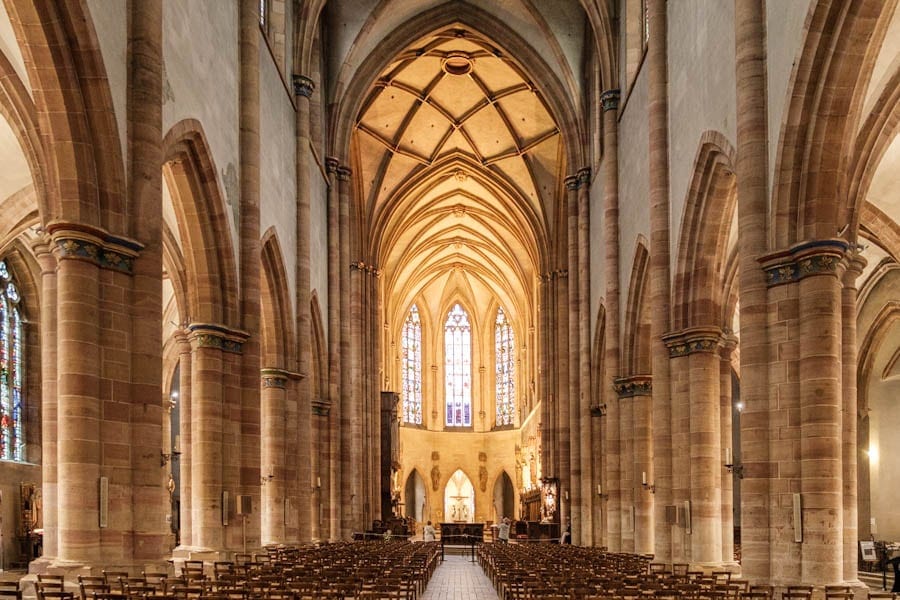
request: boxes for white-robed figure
[423,521,436,541]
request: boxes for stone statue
[479,465,488,492]
[431,465,440,491]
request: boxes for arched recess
[622,238,650,375]
[0,52,48,221]
[672,132,738,331]
[4,0,125,227]
[771,0,891,246]
[162,119,239,327]
[260,229,295,369]
[403,469,427,522]
[492,471,516,523]
[444,468,475,523]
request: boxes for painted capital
[336,166,352,181]
[565,175,580,191]
[663,326,724,358]
[613,375,652,398]
[577,167,591,187]
[292,74,315,98]
[759,238,849,287]
[600,89,621,111]
[261,368,289,388]
[842,251,867,288]
[47,222,142,274]
[312,398,331,416]
[187,323,248,354]
[325,156,340,174]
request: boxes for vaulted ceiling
[356,27,564,329]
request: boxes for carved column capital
[600,89,621,111]
[292,74,315,98]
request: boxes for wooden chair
[0,582,22,600]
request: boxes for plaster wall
[85,0,128,184]
[616,65,650,331]
[766,0,813,202]
[259,46,298,318]
[163,0,240,268]
[398,426,520,524]
[667,0,736,262]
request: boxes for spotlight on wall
[724,447,744,479]
[641,471,655,494]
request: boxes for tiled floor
[420,554,499,600]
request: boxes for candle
[725,447,732,466]
[597,484,603,496]
[642,471,647,485]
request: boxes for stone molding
[759,238,849,287]
[261,368,289,388]
[539,270,568,282]
[663,326,725,358]
[613,375,652,398]
[336,166,352,181]
[47,223,143,274]
[600,89,621,111]
[312,398,331,416]
[188,323,248,354]
[292,74,315,98]
[564,168,591,190]
[325,157,340,174]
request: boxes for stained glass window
[0,260,24,461]
[444,303,472,427]
[495,307,515,426]
[401,304,422,424]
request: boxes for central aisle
[420,554,500,600]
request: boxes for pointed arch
[623,238,650,375]
[771,0,891,246]
[162,119,239,327]
[5,0,125,228]
[260,228,295,369]
[672,131,737,331]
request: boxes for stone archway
[492,471,515,523]
[444,469,475,523]
[404,469,427,523]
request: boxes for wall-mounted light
[641,471,655,494]
[724,447,744,478]
[597,484,608,500]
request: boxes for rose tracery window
[0,260,24,461]
[401,304,422,424]
[495,306,515,426]
[444,303,472,427]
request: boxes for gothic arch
[622,238,650,375]
[0,51,47,220]
[331,1,585,178]
[771,0,891,246]
[260,229,295,369]
[162,119,239,327]
[4,0,125,228]
[672,132,737,331]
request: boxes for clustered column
[601,89,622,552]
[565,174,581,542]
[325,157,342,541]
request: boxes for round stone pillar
[261,369,289,544]
[175,333,193,548]
[719,336,738,565]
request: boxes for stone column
[719,336,737,565]
[842,253,865,583]
[601,89,622,552]
[188,325,246,551]
[176,333,193,548]
[539,274,552,476]
[556,266,571,528]
[128,0,167,560]
[616,376,652,553]
[735,0,772,581]
[261,369,288,544]
[325,157,341,540]
[797,244,846,585]
[667,347,690,562]
[34,241,58,559]
[648,0,672,563]
[565,174,581,543]
[51,230,102,563]
[293,74,315,543]
[577,167,593,544]
[337,165,356,537]
[239,0,262,548]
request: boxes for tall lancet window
[0,260,25,461]
[495,307,515,426]
[444,303,472,427]
[401,304,422,424]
